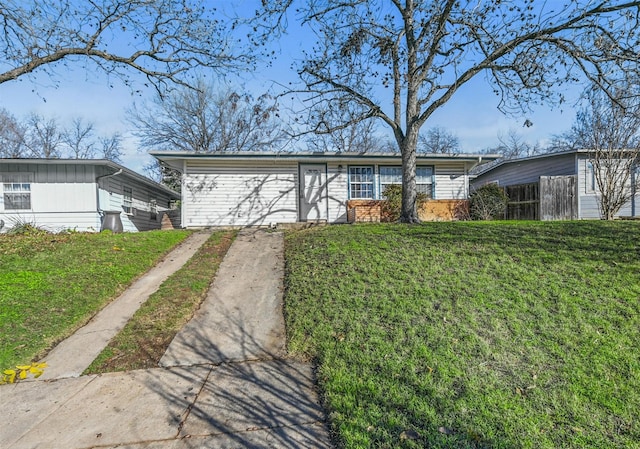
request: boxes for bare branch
[0,1,253,91]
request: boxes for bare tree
[490,129,542,159]
[558,87,640,219]
[0,108,26,157]
[130,81,286,154]
[144,159,182,193]
[419,127,459,154]
[61,118,96,159]
[306,101,387,153]
[0,1,250,90]
[23,113,62,158]
[256,1,640,222]
[98,133,124,163]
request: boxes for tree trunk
[399,131,420,223]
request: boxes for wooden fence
[505,183,539,220]
[504,175,577,221]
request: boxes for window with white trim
[586,161,596,193]
[123,186,133,214]
[2,174,32,210]
[150,199,158,220]
[379,166,434,199]
[349,166,374,199]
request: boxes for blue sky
[0,1,581,175]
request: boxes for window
[2,174,32,210]
[123,187,133,214]
[416,166,434,198]
[586,161,596,193]
[379,166,403,197]
[349,166,374,199]
[379,166,434,199]
[150,199,158,220]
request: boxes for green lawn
[0,229,191,369]
[284,221,640,449]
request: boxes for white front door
[299,164,328,221]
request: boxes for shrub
[381,184,429,222]
[6,218,50,235]
[469,183,508,220]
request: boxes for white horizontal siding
[577,155,637,219]
[102,176,176,231]
[434,164,467,199]
[0,211,101,233]
[184,164,298,226]
[327,164,348,223]
[31,183,96,212]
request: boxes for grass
[0,229,191,369]
[284,221,640,449]
[85,230,236,373]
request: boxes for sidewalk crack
[175,364,215,438]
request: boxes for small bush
[7,219,50,235]
[381,184,429,222]
[469,184,508,220]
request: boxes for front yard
[0,230,191,369]
[284,221,640,448]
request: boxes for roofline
[473,148,597,176]
[149,150,501,163]
[0,158,180,198]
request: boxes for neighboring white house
[150,151,498,227]
[0,159,180,232]
[470,149,640,220]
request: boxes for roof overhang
[0,158,180,199]
[150,151,501,172]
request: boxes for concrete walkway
[39,231,213,380]
[0,229,332,449]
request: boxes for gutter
[95,168,123,215]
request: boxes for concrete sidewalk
[39,231,213,380]
[1,229,332,449]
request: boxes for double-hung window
[349,166,374,199]
[150,199,158,220]
[379,166,434,199]
[123,187,133,215]
[416,166,434,198]
[380,166,403,197]
[2,174,32,210]
[586,161,596,193]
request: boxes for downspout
[96,168,123,215]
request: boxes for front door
[299,164,328,221]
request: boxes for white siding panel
[434,164,466,199]
[184,165,298,226]
[101,176,176,231]
[31,183,96,212]
[0,211,100,233]
[577,155,636,219]
[327,164,348,223]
